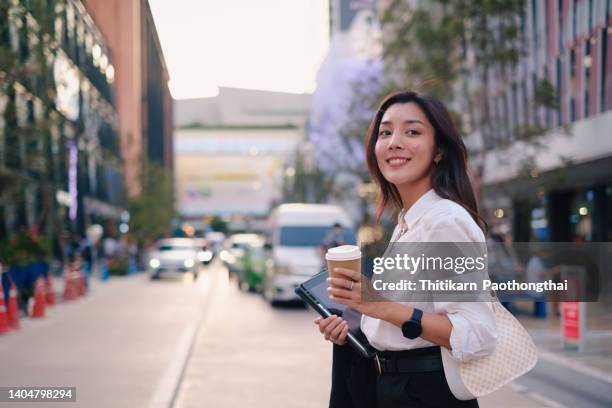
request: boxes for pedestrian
[319,223,347,267]
[79,235,93,288]
[313,91,498,407]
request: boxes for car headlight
[184,259,195,268]
[197,250,213,262]
[219,250,235,264]
[149,258,160,268]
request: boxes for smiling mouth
[386,158,411,165]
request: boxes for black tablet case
[295,270,377,359]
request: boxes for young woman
[314,91,498,407]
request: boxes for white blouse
[361,189,498,362]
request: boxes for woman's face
[374,102,439,188]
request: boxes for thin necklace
[398,208,409,237]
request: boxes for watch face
[402,321,421,339]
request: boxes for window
[532,0,538,66]
[585,39,591,117]
[18,15,29,62]
[570,47,576,78]
[279,226,356,247]
[556,57,562,125]
[558,0,563,53]
[602,28,608,112]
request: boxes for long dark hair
[365,91,487,233]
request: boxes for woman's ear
[433,150,443,164]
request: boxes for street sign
[560,265,587,351]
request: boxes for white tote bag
[441,300,538,400]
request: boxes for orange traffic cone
[45,273,56,305]
[63,267,77,301]
[71,265,81,298]
[0,287,11,334]
[31,276,46,318]
[77,268,86,296]
[7,283,20,330]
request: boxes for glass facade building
[0,0,126,242]
[463,0,612,243]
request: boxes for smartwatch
[401,308,423,339]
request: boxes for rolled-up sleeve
[425,206,497,362]
[437,301,498,362]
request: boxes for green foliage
[0,228,51,267]
[128,161,175,246]
[382,0,530,123]
[108,258,128,276]
[210,216,228,234]
[534,78,559,110]
[282,147,335,203]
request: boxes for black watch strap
[411,307,423,323]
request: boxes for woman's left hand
[327,267,393,320]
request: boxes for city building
[379,0,612,243]
[471,0,612,242]
[174,87,310,232]
[84,0,174,197]
[0,0,126,242]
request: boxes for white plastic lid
[325,245,361,261]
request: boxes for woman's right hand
[314,315,349,345]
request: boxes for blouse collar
[397,189,443,230]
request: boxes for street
[0,260,609,407]
[0,261,331,408]
[0,269,211,408]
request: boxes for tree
[128,161,175,246]
[381,0,562,218]
[210,215,228,234]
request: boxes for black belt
[374,346,443,375]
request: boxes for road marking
[148,262,222,408]
[525,391,567,408]
[148,322,198,408]
[538,348,612,386]
[507,382,528,393]
[508,382,566,408]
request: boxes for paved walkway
[174,267,547,408]
[515,300,612,382]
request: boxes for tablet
[295,269,377,359]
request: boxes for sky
[148,0,330,99]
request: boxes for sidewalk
[174,267,548,408]
[516,300,612,382]
[0,272,212,408]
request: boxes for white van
[263,203,356,305]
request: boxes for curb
[537,348,612,386]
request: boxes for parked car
[205,231,226,255]
[263,204,356,305]
[219,233,263,276]
[236,240,267,293]
[147,238,203,280]
[191,237,214,265]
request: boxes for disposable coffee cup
[326,245,361,288]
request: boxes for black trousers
[329,344,479,408]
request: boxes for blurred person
[79,235,93,288]
[101,235,118,274]
[61,230,75,261]
[319,222,347,267]
[102,236,117,259]
[313,91,497,407]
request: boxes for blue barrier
[100,258,109,281]
[128,256,137,275]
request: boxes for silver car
[148,238,203,280]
